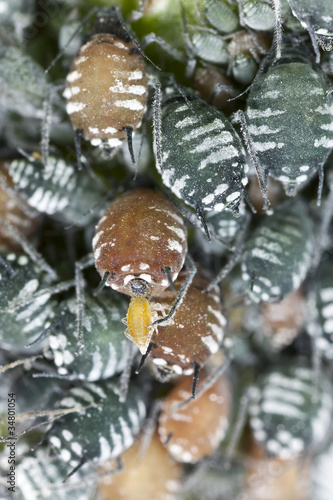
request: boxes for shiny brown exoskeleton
[149,270,226,378]
[93,188,187,298]
[64,8,148,152]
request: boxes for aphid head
[93,7,130,42]
[130,278,151,298]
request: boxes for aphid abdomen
[246,55,333,195]
[93,189,187,295]
[126,296,153,354]
[65,33,148,149]
[160,88,248,214]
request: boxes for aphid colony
[1,1,333,500]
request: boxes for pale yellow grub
[124,297,156,355]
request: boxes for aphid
[154,84,249,232]
[241,198,315,303]
[248,362,333,460]
[287,0,333,56]
[48,377,148,471]
[238,44,333,205]
[63,7,149,160]
[148,271,227,382]
[227,31,270,86]
[0,164,40,251]
[0,251,60,354]
[92,188,193,354]
[256,288,307,350]
[0,46,47,119]
[158,371,232,463]
[244,438,309,500]
[48,288,132,381]
[17,448,98,500]
[306,254,333,361]
[93,188,187,296]
[8,153,107,226]
[98,431,182,500]
[203,0,240,35]
[238,0,289,32]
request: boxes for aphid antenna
[25,321,60,348]
[205,214,249,291]
[74,253,94,353]
[152,253,197,328]
[224,385,253,468]
[42,82,66,166]
[139,399,163,459]
[0,355,43,374]
[196,204,211,241]
[64,190,112,230]
[63,458,87,484]
[44,8,99,75]
[0,216,58,281]
[5,279,75,314]
[119,342,137,403]
[174,80,200,119]
[232,110,270,211]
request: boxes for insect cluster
[1,1,333,500]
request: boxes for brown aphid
[244,438,309,500]
[0,165,40,252]
[149,271,226,378]
[93,188,187,297]
[228,31,271,61]
[194,66,238,113]
[99,432,182,500]
[158,371,232,463]
[64,9,148,152]
[261,288,306,350]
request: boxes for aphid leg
[0,217,58,281]
[141,33,186,66]
[75,254,94,352]
[0,355,43,374]
[153,254,197,327]
[0,255,16,276]
[163,266,177,293]
[94,271,111,297]
[119,342,137,403]
[224,386,253,467]
[74,129,84,170]
[62,457,87,483]
[191,362,201,399]
[152,81,163,172]
[41,82,66,166]
[233,110,270,211]
[136,343,157,374]
[205,215,249,291]
[243,188,257,214]
[139,399,162,459]
[317,163,324,206]
[196,204,211,241]
[272,0,283,59]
